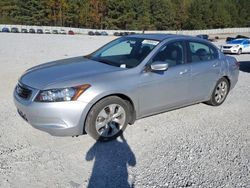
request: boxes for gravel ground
[0,33,249,188]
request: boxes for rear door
[187,41,221,102]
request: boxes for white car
[221,39,250,55]
[44,29,51,34]
[59,29,67,34]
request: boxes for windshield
[87,37,159,68]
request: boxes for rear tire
[206,77,230,106]
[85,96,130,142]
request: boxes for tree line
[0,0,249,30]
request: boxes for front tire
[85,96,130,141]
[206,77,230,106]
[237,48,242,55]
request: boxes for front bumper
[221,48,239,54]
[13,87,90,137]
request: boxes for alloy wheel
[95,104,126,138]
[214,81,228,104]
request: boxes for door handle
[179,69,188,75]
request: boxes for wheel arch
[82,93,137,134]
[207,75,231,102]
[222,75,231,89]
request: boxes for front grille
[16,84,32,100]
[223,46,232,49]
[222,50,231,53]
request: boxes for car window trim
[186,40,219,64]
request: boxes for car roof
[229,39,249,43]
[127,33,198,41]
[233,38,249,41]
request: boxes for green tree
[149,0,175,30]
[0,0,250,30]
[0,0,18,24]
[104,0,136,30]
[210,0,231,28]
[132,0,152,30]
[171,0,192,30]
[235,0,250,27]
[186,0,212,29]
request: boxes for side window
[101,40,132,57]
[152,41,185,68]
[188,42,218,63]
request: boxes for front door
[138,41,191,117]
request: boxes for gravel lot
[0,33,249,188]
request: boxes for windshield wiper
[92,58,119,67]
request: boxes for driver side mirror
[149,61,169,72]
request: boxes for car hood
[20,56,122,89]
[227,41,244,45]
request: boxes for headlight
[35,84,90,102]
[233,45,240,48]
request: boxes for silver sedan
[14,34,239,141]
